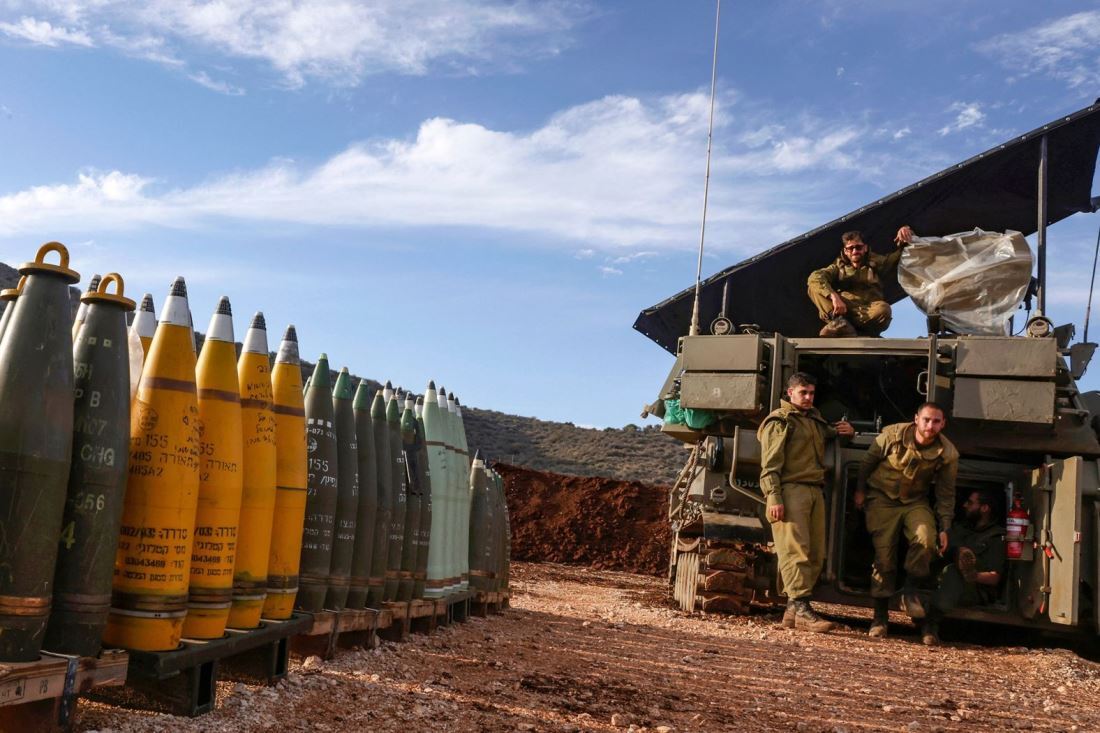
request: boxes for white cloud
[938,102,985,136]
[836,66,844,77]
[0,1,587,88]
[574,249,595,259]
[893,126,910,140]
[609,251,657,265]
[0,91,875,251]
[0,16,93,46]
[188,71,245,96]
[599,266,623,276]
[980,11,1100,90]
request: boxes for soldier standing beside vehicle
[854,402,958,640]
[807,226,914,337]
[921,489,1005,646]
[759,372,854,632]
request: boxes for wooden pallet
[289,608,394,660]
[87,614,309,717]
[0,650,128,732]
[379,601,412,642]
[471,590,508,617]
[441,590,474,626]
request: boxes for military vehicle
[634,100,1100,634]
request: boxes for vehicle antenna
[1084,220,1100,343]
[689,0,722,337]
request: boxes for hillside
[464,407,684,485]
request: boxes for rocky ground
[77,562,1100,733]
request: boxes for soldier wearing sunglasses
[807,226,914,337]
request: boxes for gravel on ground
[76,562,1100,733]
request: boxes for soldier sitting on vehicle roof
[920,489,1006,646]
[807,226,914,337]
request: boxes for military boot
[791,598,834,633]
[819,316,857,338]
[782,601,796,629]
[868,597,889,638]
[921,617,940,646]
[957,547,978,583]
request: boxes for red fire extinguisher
[1006,493,1030,560]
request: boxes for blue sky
[2,1,1100,429]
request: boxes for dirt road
[78,563,1100,732]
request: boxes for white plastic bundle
[898,228,1033,335]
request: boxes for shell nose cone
[170,276,187,298]
[333,367,354,398]
[242,311,269,353]
[310,354,331,388]
[427,379,436,390]
[140,293,155,312]
[85,274,102,293]
[206,297,235,342]
[275,324,300,365]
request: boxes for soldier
[854,402,958,639]
[921,489,1005,646]
[807,226,914,337]
[759,372,853,632]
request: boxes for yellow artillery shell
[262,326,307,620]
[181,297,243,639]
[104,277,200,652]
[131,293,156,362]
[227,313,277,629]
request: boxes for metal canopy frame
[635,101,1100,353]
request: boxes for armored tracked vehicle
[635,101,1100,633]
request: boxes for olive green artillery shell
[467,462,495,592]
[492,471,508,593]
[43,287,134,657]
[397,410,421,602]
[413,414,432,599]
[295,360,338,613]
[323,373,359,611]
[0,251,79,661]
[0,279,23,345]
[501,473,511,593]
[367,392,391,607]
[383,398,405,602]
[347,384,377,609]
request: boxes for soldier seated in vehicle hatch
[806,226,914,337]
[920,489,1006,646]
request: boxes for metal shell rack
[79,590,495,720]
[88,614,310,717]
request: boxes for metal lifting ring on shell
[82,272,136,311]
[19,241,80,283]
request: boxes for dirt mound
[498,463,670,576]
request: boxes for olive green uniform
[758,400,836,600]
[807,247,904,336]
[933,522,1005,613]
[859,422,959,598]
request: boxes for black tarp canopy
[634,101,1100,354]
